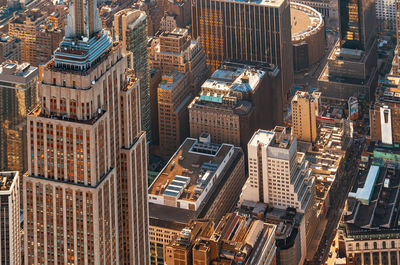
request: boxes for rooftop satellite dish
[92,80,95,85]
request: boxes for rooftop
[290,2,324,42]
[0,171,18,192]
[249,126,295,150]
[344,164,400,237]
[0,61,38,84]
[159,72,185,90]
[149,137,239,210]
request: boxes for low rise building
[343,163,400,265]
[165,211,277,265]
[370,76,400,146]
[148,135,246,264]
[189,61,281,151]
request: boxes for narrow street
[305,139,365,265]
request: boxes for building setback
[23,0,150,263]
[240,127,317,262]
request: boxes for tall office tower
[157,72,190,156]
[240,127,316,262]
[0,171,21,265]
[134,0,163,36]
[23,0,150,263]
[189,61,281,152]
[149,28,207,156]
[192,0,293,110]
[0,35,21,63]
[370,76,400,145]
[0,61,38,172]
[8,9,46,66]
[114,9,151,143]
[149,28,208,93]
[291,90,321,143]
[318,0,377,99]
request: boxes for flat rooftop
[249,127,295,150]
[0,61,38,84]
[290,2,323,41]
[159,72,185,90]
[207,64,266,93]
[0,171,18,192]
[344,164,400,237]
[248,129,275,148]
[149,137,237,208]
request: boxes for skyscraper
[192,0,293,110]
[0,61,38,172]
[291,90,321,143]
[339,0,376,50]
[0,171,21,265]
[24,0,149,264]
[149,27,208,156]
[240,127,316,263]
[318,0,377,99]
[114,9,151,143]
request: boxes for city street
[305,138,365,265]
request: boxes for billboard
[348,97,358,120]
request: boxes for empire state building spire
[65,0,102,39]
[53,0,111,71]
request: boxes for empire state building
[23,0,150,263]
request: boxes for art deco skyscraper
[192,0,293,110]
[23,0,150,264]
